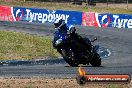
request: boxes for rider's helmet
[54,18,65,28]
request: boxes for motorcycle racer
[52,18,101,67]
[53,18,91,51]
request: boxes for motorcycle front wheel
[61,49,79,67]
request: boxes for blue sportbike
[52,29,101,67]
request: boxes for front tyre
[61,49,79,67]
[90,53,101,67]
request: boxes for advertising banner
[0,6,14,21]
[0,5,132,28]
[11,7,82,25]
[96,13,132,28]
[82,12,132,28]
[82,12,98,27]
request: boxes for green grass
[107,84,125,88]
[0,30,60,60]
[0,0,132,14]
[24,85,33,88]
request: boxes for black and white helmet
[54,18,65,28]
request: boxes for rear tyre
[90,53,101,67]
[61,49,79,67]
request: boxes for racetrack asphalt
[0,21,132,78]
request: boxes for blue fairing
[53,24,73,47]
[53,30,67,47]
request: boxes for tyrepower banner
[82,12,132,28]
[0,6,82,25]
[1,5,132,28]
[96,13,132,28]
[0,6,14,21]
[11,7,82,25]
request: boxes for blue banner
[96,13,132,28]
[12,7,82,25]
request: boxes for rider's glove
[67,26,76,34]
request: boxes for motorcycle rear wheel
[90,53,101,67]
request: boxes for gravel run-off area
[0,77,131,88]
